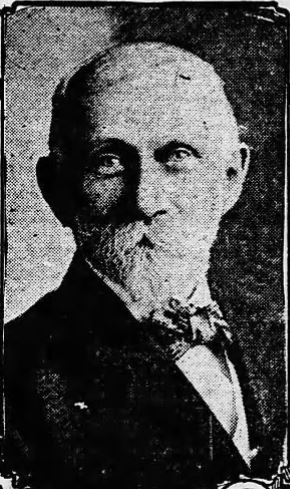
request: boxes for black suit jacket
[4,254,273,489]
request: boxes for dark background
[112,4,288,464]
[4,2,288,467]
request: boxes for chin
[75,220,213,317]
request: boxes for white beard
[74,215,217,320]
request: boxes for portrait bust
[3,7,287,488]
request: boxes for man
[5,42,271,488]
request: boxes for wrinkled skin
[64,45,248,319]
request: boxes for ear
[222,142,250,213]
[36,156,75,227]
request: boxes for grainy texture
[111,5,287,461]
[4,4,287,485]
[6,6,116,322]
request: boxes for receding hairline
[57,41,224,99]
[49,42,237,162]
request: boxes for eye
[170,148,192,161]
[94,153,125,178]
[165,146,201,171]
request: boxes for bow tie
[149,297,233,361]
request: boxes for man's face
[71,64,242,310]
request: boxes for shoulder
[4,256,87,358]
[6,288,61,337]
[4,290,62,375]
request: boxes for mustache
[137,234,155,249]
[90,203,167,227]
[74,210,217,259]
[75,219,199,259]
[77,220,156,249]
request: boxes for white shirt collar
[85,258,252,466]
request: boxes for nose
[136,166,168,221]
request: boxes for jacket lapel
[47,254,264,476]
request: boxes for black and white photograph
[0,2,288,488]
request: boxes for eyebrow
[94,138,136,153]
[154,141,202,162]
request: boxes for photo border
[0,2,288,486]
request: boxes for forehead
[66,44,239,152]
[81,78,238,155]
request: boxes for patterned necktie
[149,296,239,442]
[149,296,233,361]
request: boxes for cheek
[80,175,124,216]
[166,171,223,223]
